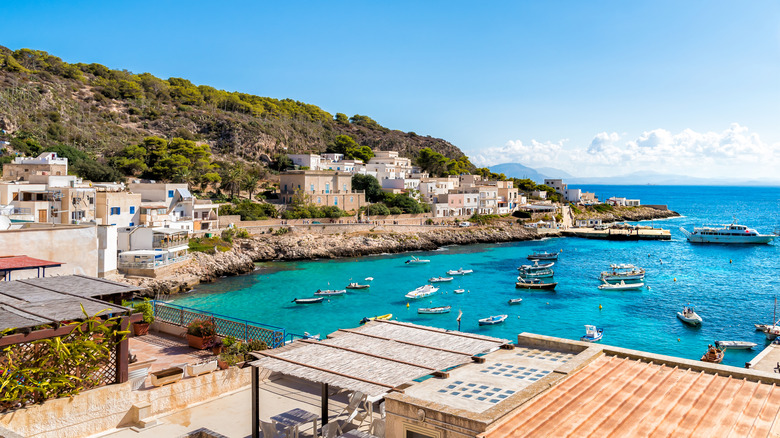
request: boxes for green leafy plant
[133,299,154,324]
[0,306,129,412]
[186,318,216,338]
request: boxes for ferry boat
[404,284,440,299]
[600,264,645,282]
[679,220,775,244]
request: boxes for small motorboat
[598,280,645,290]
[364,277,374,281]
[677,306,702,326]
[700,345,724,363]
[405,256,430,264]
[508,298,523,305]
[517,269,554,279]
[518,261,555,271]
[418,306,452,314]
[429,276,454,283]
[346,282,370,289]
[580,325,603,342]
[314,289,347,296]
[359,314,393,324]
[453,289,466,294]
[302,332,320,340]
[516,278,557,290]
[714,340,757,350]
[405,284,439,299]
[447,268,474,275]
[292,297,324,304]
[478,314,508,326]
[527,251,559,261]
[600,264,645,281]
[761,325,780,340]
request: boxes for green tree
[270,154,293,172]
[351,174,384,203]
[334,113,349,124]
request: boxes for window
[71,211,85,221]
[325,183,330,194]
[130,206,135,214]
[110,207,121,215]
[129,222,134,226]
[317,197,321,204]
[168,190,174,198]
[334,198,338,206]
[310,184,315,192]
[350,197,353,203]
[343,184,347,192]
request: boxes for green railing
[151,301,286,349]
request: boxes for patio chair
[320,422,340,438]
[260,419,288,438]
[336,391,369,430]
[370,418,386,438]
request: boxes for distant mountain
[489,163,550,183]
[567,171,780,186]
[535,167,572,179]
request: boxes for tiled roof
[485,354,780,437]
[0,255,62,271]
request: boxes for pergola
[249,320,511,438]
[0,255,62,281]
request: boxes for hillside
[0,46,465,165]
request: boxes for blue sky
[4,1,780,178]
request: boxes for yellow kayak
[359,314,392,324]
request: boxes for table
[337,430,379,438]
[271,408,319,438]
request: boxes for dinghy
[314,289,347,296]
[405,256,430,264]
[453,289,466,294]
[346,282,370,289]
[292,297,324,304]
[714,340,757,350]
[676,306,702,325]
[417,306,451,314]
[478,314,507,326]
[447,268,474,275]
[429,276,454,283]
[580,325,603,342]
[508,298,523,305]
[598,280,645,290]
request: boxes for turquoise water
[171,186,780,367]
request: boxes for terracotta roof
[0,255,62,271]
[486,354,780,438]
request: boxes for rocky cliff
[573,206,679,223]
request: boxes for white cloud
[479,123,779,179]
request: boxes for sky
[3,1,780,179]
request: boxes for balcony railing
[118,254,190,269]
[152,239,189,249]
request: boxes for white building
[543,179,581,203]
[117,226,189,272]
[288,154,323,170]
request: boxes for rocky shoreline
[123,206,679,297]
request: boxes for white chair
[321,422,340,438]
[260,419,288,438]
[370,418,386,438]
[378,401,386,419]
[127,367,149,390]
[338,391,369,430]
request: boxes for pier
[746,343,780,373]
[562,226,671,241]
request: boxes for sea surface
[170,185,780,367]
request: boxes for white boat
[405,284,440,299]
[478,314,507,326]
[517,269,554,279]
[405,256,430,264]
[447,268,473,275]
[600,264,645,282]
[714,340,757,350]
[580,325,603,342]
[527,251,559,261]
[429,276,454,283]
[453,289,466,294]
[508,298,523,305]
[518,261,555,271]
[292,297,324,304]
[761,325,780,340]
[598,280,645,290]
[346,282,370,289]
[418,306,451,314]
[364,277,374,282]
[314,289,347,296]
[676,306,702,325]
[680,219,775,244]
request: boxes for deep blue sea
[170,186,780,367]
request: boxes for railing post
[245,323,248,342]
[179,307,183,326]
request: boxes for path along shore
[119,207,679,297]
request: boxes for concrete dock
[746,343,780,373]
[562,226,671,241]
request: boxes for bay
[171,185,780,367]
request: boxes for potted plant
[186,318,216,349]
[217,352,243,370]
[205,338,223,355]
[131,300,155,336]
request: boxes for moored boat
[508,298,523,305]
[677,306,702,325]
[418,306,451,314]
[700,345,724,363]
[346,282,370,289]
[447,268,474,275]
[314,289,347,296]
[516,278,557,290]
[598,280,645,290]
[680,219,775,244]
[359,314,393,324]
[453,289,466,294]
[600,264,645,282]
[714,340,757,350]
[292,297,324,304]
[478,314,508,326]
[580,325,603,342]
[517,269,554,279]
[527,251,559,261]
[518,260,555,271]
[364,277,374,281]
[405,256,430,264]
[405,284,439,299]
[429,276,454,283]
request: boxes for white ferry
[680,220,775,244]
